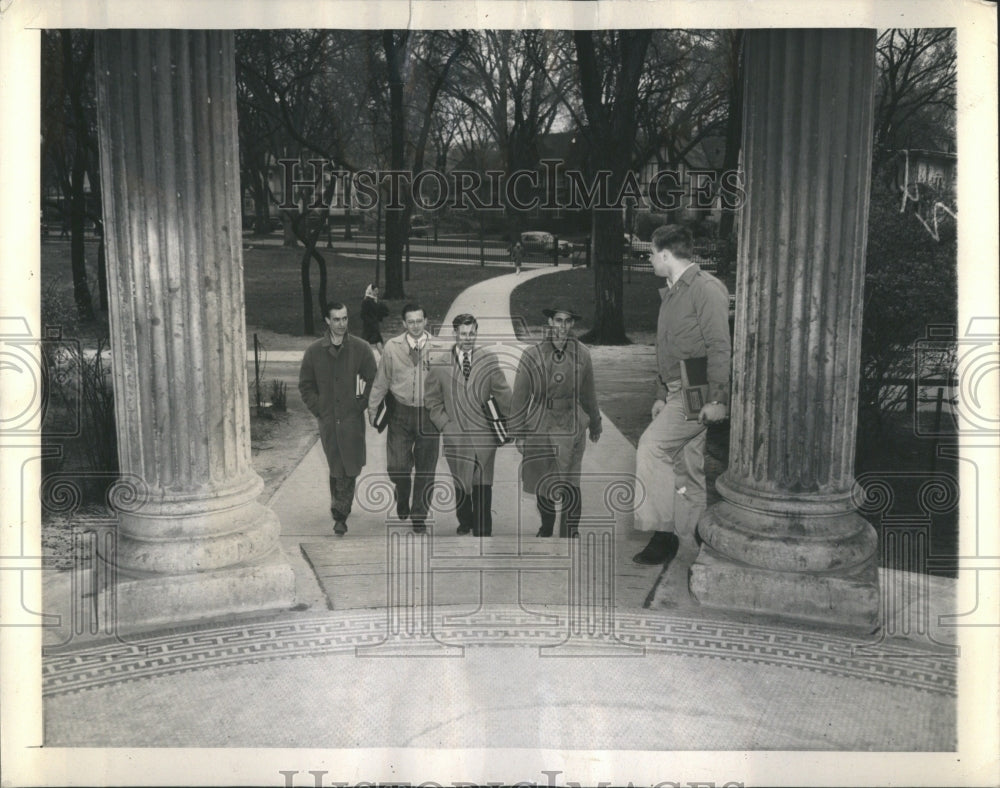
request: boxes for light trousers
[633,386,707,537]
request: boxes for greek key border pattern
[42,609,956,697]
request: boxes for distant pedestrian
[360,283,389,352]
[299,302,378,537]
[368,303,442,533]
[511,302,602,538]
[511,240,524,274]
[425,313,513,536]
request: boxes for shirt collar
[455,345,473,362]
[406,332,429,350]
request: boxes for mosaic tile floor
[43,605,955,750]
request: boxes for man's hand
[698,401,728,425]
[589,424,602,443]
[651,399,667,420]
[368,411,376,427]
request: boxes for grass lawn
[509,266,666,342]
[241,247,507,340]
[40,240,507,343]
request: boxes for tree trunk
[382,31,407,299]
[718,30,745,242]
[69,154,95,322]
[582,209,628,344]
[300,253,315,335]
[343,176,353,240]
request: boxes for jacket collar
[660,261,701,299]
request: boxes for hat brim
[543,308,581,321]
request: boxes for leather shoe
[632,531,679,565]
[333,520,347,537]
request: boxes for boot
[473,485,493,536]
[394,478,411,520]
[632,531,679,565]
[559,485,581,538]
[455,487,473,535]
[536,494,556,537]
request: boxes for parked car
[521,230,573,256]
[409,216,430,237]
[623,233,651,259]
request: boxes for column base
[99,548,297,633]
[690,545,880,630]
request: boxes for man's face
[548,312,575,342]
[403,310,426,340]
[650,245,673,279]
[325,307,349,339]
[454,323,477,353]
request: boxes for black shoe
[412,520,427,534]
[333,520,348,537]
[456,525,472,535]
[536,527,553,537]
[632,531,679,565]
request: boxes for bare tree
[376,30,467,298]
[41,30,98,323]
[873,28,956,175]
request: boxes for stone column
[94,30,294,627]
[690,30,880,628]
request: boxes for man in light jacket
[368,303,441,533]
[424,313,513,537]
[299,301,378,536]
[632,224,731,567]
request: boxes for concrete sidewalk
[40,267,959,763]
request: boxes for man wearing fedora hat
[511,302,602,538]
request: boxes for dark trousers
[386,402,440,525]
[536,485,581,537]
[329,475,357,523]
[456,483,493,536]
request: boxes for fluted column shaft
[95,31,279,574]
[691,30,879,626]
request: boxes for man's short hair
[324,301,347,317]
[452,313,478,331]
[651,224,694,259]
[401,303,425,321]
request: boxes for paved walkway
[39,269,959,768]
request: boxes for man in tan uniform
[511,303,602,537]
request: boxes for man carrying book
[632,224,732,566]
[511,302,602,538]
[299,301,378,537]
[424,314,513,536]
[368,303,441,533]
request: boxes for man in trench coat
[511,303,602,537]
[299,301,378,536]
[424,313,513,536]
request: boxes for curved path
[40,267,957,762]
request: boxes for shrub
[269,379,288,412]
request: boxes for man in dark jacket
[299,301,378,536]
[424,313,513,536]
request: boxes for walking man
[425,314,513,537]
[632,224,731,566]
[511,303,602,538]
[511,240,525,275]
[299,301,378,536]
[368,303,441,533]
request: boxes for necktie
[410,344,420,365]
[462,351,471,380]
